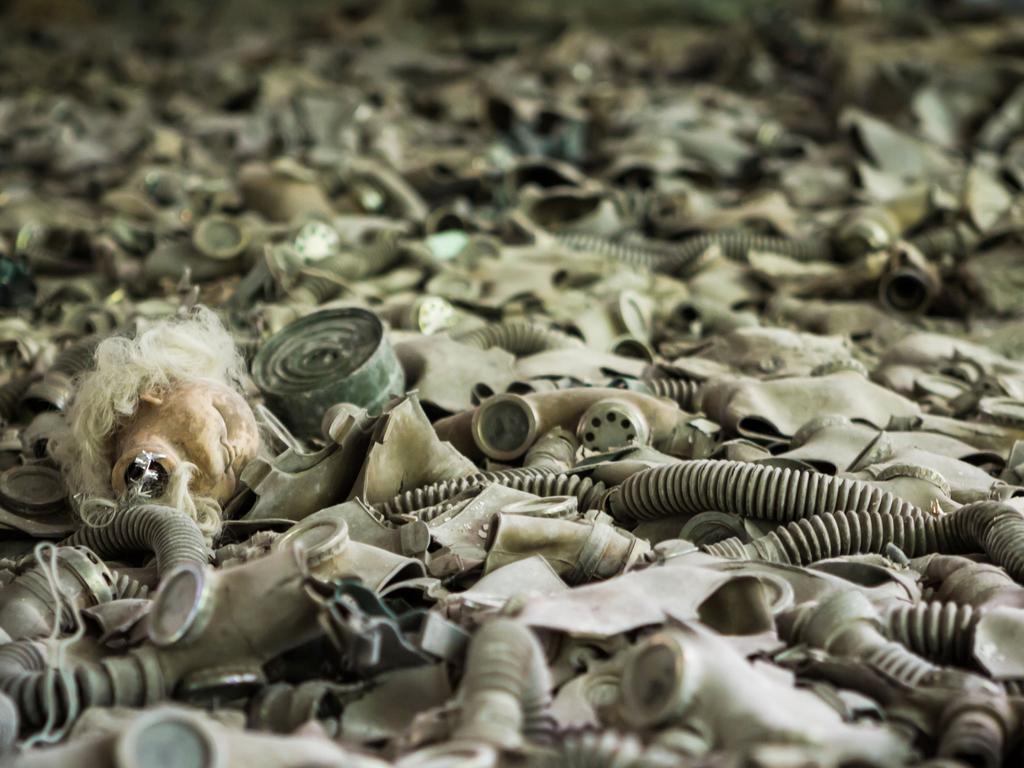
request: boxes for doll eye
[124,452,169,497]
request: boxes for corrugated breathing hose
[862,642,940,688]
[912,555,1024,607]
[0,640,163,729]
[451,618,553,749]
[285,268,339,306]
[779,591,951,690]
[703,509,950,563]
[659,231,833,274]
[704,502,1024,581]
[538,730,648,768]
[937,702,1006,768]
[1002,680,1024,695]
[607,460,920,525]
[45,336,102,378]
[523,428,578,474]
[403,499,464,524]
[0,690,15,753]
[643,377,704,412]
[882,601,980,667]
[0,374,36,423]
[374,467,552,516]
[452,319,585,356]
[62,503,209,579]
[376,469,605,518]
[943,502,1024,582]
[113,571,150,599]
[554,232,679,270]
[287,233,404,306]
[22,335,103,413]
[910,223,979,261]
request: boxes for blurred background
[0,0,1021,28]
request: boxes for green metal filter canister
[252,307,405,437]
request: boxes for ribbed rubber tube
[913,555,1024,607]
[376,470,605,517]
[703,509,950,563]
[49,336,102,376]
[452,618,553,749]
[0,641,49,727]
[540,730,647,768]
[113,571,150,600]
[882,601,979,666]
[560,231,834,273]
[286,271,339,306]
[938,705,1006,768]
[608,460,921,524]
[704,502,1024,579]
[555,232,679,270]
[910,224,979,261]
[21,335,103,412]
[659,231,832,274]
[287,236,403,306]
[1001,680,1024,695]
[862,641,938,687]
[940,502,1024,583]
[678,511,749,546]
[778,592,942,690]
[408,499,464,523]
[62,504,209,579]
[0,690,16,754]
[0,374,36,422]
[453,319,584,356]
[374,466,552,516]
[0,641,162,729]
[523,428,578,473]
[643,378,704,412]
[358,230,405,276]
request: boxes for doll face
[110,380,261,505]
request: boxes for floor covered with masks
[3,1,1024,766]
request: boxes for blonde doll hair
[51,307,248,538]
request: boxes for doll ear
[139,390,165,406]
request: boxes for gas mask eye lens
[149,564,208,647]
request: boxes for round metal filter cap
[116,710,223,768]
[192,215,249,261]
[471,394,539,461]
[292,219,341,262]
[576,399,650,452]
[0,464,67,516]
[251,307,406,436]
[413,296,457,334]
